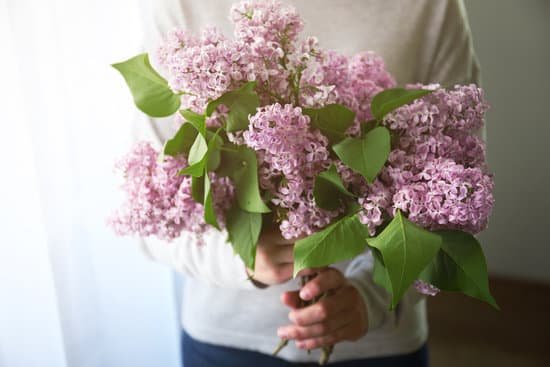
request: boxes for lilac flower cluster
[356,85,493,238]
[392,158,494,234]
[324,52,396,130]
[157,27,260,118]
[108,142,234,242]
[352,85,493,295]
[156,1,395,124]
[244,103,339,239]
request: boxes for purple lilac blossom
[108,142,234,242]
[414,280,440,296]
[243,103,339,239]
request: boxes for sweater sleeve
[345,0,484,331]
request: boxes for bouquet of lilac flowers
[109,0,496,363]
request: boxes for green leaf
[180,109,206,137]
[332,126,391,183]
[372,248,392,294]
[112,53,180,117]
[218,145,271,213]
[206,81,259,132]
[203,173,220,229]
[178,134,208,177]
[367,210,441,309]
[303,104,355,144]
[163,123,198,157]
[420,231,499,309]
[313,164,355,210]
[191,176,204,204]
[293,215,370,277]
[178,129,222,177]
[360,119,378,136]
[206,133,222,171]
[226,206,262,269]
[371,88,433,121]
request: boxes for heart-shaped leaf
[180,109,206,137]
[303,104,355,144]
[332,126,390,183]
[367,210,441,309]
[206,133,222,171]
[293,215,370,277]
[112,53,180,117]
[163,123,198,157]
[226,205,262,269]
[218,145,270,213]
[372,248,392,294]
[206,81,259,132]
[178,134,208,177]
[420,230,499,309]
[313,164,355,210]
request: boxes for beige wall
[464,0,550,282]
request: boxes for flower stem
[272,339,289,356]
[319,345,334,365]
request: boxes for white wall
[464,0,550,282]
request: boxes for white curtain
[0,1,182,366]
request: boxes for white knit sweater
[135,0,481,362]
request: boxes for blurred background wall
[465,0,550,283]
[429,3,550,366]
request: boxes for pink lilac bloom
[384,84,489,169]
[414,280,440,296]
[357,179,393,236]
[156,27,264,116]
[230,0,309,104]
[108,142,234,242]
[311,51,396,135]
[243,103,338,239]
[392,158,494,234]
[230,0,303,46]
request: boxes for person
[134,0,482,365]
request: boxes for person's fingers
[294,322,360,350]
[287,287,351,326]
[280,290,301,309]
[277,308,353,341]
[299,268,345,301]
[295,267,325,277]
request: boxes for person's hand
[277,268,368,350]
[246,227,295,286]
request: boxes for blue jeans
[181,330,429,367]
